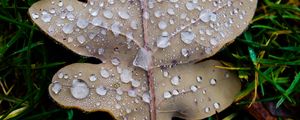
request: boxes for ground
[0,0,299,120]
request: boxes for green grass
[0,0,299,119]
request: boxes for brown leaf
[29,0,257,119]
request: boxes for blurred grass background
[0,0,299,119]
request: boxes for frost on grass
[29,0,257,120]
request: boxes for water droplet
[167,8,175,15]
[204,107,210,113]
[196,76,202,83]
[142,92,150,103]
[62,23,74,34]
[41,11,51,23]
[98,48,104,55]
[199,9,217,23]
[172,89,179,95]
[210,78,217,86]
[77,35,86,44]
[103,10,113,19]
[111,22,121,36]
[111,57,120,66]
[116,88,123,95]
[96,85,107,96]
[76,18,89,29]
[51,82,62,94]
[118,11,130,19]
[120,69,132,83]
[156,36,170,48]
[171,76,180,86]
[89,74,97,81]
[66,5,74,11]
[70,79,89,99]
[131,79,141,88]
[31,13,39,19]
[91,17,102,26]
[213,102,220,109]
[181,48,189,57]
[128,89,137,97]
[190,85,198,92]
[58,72,64,79]
[126,108,132,113]
[181,31,195,44]
[133,48,152,71]
[130,20,138,29]
[100,68,110,78]
[163,91,172,99]
[158,21,167,30]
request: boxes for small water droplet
[156,36,170,48]
[76,18,89,29]
[62,23,74,34]
[196,76,202,83]
[181,31,195,44]
[100,68,110,78]
[58,72,64,79]
[111,57,120,66]
[213,102,220,109]
[199,9,217,23]
[181,48,189,57]
[103,10,113,19]
[190,85,198,92]
[172,89,179,95]
[158,21,167,30]
[96,85,107,96]
[210,78,217,86]
[131,79,141,88]
[142,92,150,103]
[171,76,180,86]
[31,13,39,19]
[115,104,121,109]
[91,17,102,26]
[118,11,130,19]
[204,107,210,113]
[120,69,132,83]
[163,91,172,99]
[41,11,52,23]
[51,82,62,94]
[89,74,97,81]
[128,89,137,97]
[77,35,86,44]
[70,79,90,99]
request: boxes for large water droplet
[70,79,90,99]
